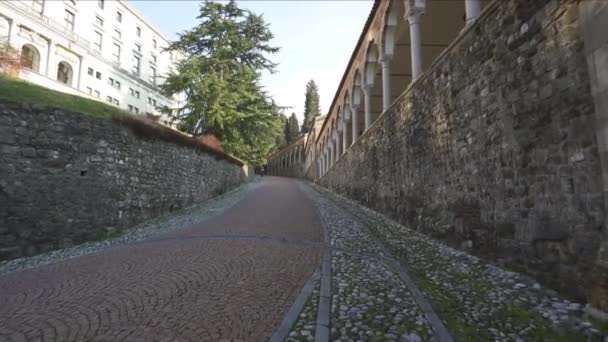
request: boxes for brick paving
[0,177,322,342]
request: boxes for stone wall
[319,0,604,302]
[0,102,247,261]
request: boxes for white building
[0,0,181,123]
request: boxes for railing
[5,1,91,49]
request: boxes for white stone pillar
[364,86,372,130]
[351,104,360,144]
[77,55,84,89]
[381,55,392,111]
[45,40,56,77]
[406,2,424,81]
[465,0,481,26]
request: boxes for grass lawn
[0,75,126,119]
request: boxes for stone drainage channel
[271,181,606,342]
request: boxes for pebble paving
[311,183,607,341]
[287,281,321,342]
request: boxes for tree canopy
[284,112,300,144]
[161,0,283,164]
[301,79,321,133]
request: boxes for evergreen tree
[289,112,300,142]
[161,0,281,164]
[301,79,321,133]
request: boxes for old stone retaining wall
[0,102,247,260]
[319,0,604,301]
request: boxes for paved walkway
[0,177,603,341]
[0,177,322,342]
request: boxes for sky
[130,0,373,123]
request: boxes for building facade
[0,0,180,123]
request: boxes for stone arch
[20,44,40,72]
[363,41,382,131]
[56,61,73,85]
[382,1,398,59]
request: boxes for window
[134,107,139,114]
[116,11,122,23]
[20,45,40,72]
[112,43,120,63]
[64,10,75,32]
[94,31,102,51]
[129,88,140,98]
[97,0,104,9]
[114,29,121,40]
[87,67,94,76]
[136,26,141,37]
[134,43,141,52]
[95,16,103,27]
[132,55,140,74]
[129,88,134,96]
[113,99,119,105]
[32,0,44,14]
[95,71,102,79]
[152,39,157,48]
[128,105,139,114]
[86,87,92,94]
[148,97,156,106]
[149,66,156,85]
[151,54,157,63]
[94,90,100,98]
[106,96,112,103]
[135,90,140,98]
[108,78,121,90]
[128,104,133,112]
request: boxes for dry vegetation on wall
[0,75,244,167]
[0,41,22,77]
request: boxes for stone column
[77,55,84,89]
[45,39,56,77]
[364,86,372,131]
[334,131,341,159]
[342,115,348,155]
[406,1,425,81]
[351,104,360,144]
[465,0,481,26]
[381,55,393,111]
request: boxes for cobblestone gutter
[308,182,607,341]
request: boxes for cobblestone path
[1,178,605,342]
[0,177,322,342]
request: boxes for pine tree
[301,80,321,133]
[161,0,281,164]
[289,113,300,141]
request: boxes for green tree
[284,112,300,144]
[301,79,321,133]
[161,0,281,164]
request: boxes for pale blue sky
[131,0,373,122]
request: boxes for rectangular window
[151,54,157,63]
[152,39,157,48]
[98,0,104,9]
[113,99,119,105]
[115,80,121,90]
[108,77,114,85]
[128,104,133,112]
[87,67,94,76]
[149,66,156,85]
[95,16,103,27]
[148,97,156,106]
[134,43,141,52]
[132,55,140,74]
[86,87,92,94]
[116,11,122,23]
[95,71,102,79]
[134,107,139,114]
[129,88,134,96]
[106,96,112,103]
[136,26,141,37]
[112,43,121,63]
[135,90,140,98]
[94,31,102,51]
[64,9,75,31]
[94,90,100,98]
[114,29,121,40]
[32,0,44,14]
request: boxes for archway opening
[20,44,40,72]
[56,61,73,85]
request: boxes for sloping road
[0,177,322,342]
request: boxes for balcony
[5,1,91,49]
